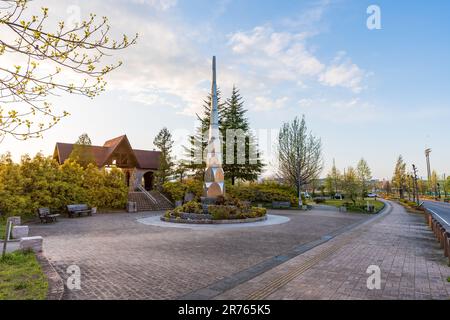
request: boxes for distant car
[301,192,311,199]
[334,193,343,200]
[367,193,378,198]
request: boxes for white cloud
[253,96,289,111]
[129,91,174,107]
[229,26,324,82]
[319,56,365,93]
[295,96,378,123]
[228,25,366,94]
[130,0,177,11]
[298,98,314,107]
[15,0,368,121]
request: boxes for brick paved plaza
[216,201,450,300]
[30,209,366,299]
[29,202,450,300]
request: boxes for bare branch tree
[277,115,323,206]
[0,0,137,141]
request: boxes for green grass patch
[0,250,48,300]
[447,277,450,283]
[323,199,384,214]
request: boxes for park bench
[67,204,93,218]
[272,201,291,209]
[37,208,60,223]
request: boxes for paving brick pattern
[29,209,366,300]
[215,201,450,300]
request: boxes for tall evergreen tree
[153,127,174,190]
[221,86,264,185]
[69,133,95,168]
[75,133,92,146]
[183,89,225,179]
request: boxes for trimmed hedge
[226,182,298,206]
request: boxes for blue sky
[1,0,449,180]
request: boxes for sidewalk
[216,201,450,300]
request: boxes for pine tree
[183,89,225,179]
[69,133,96,168]
[76,133,92,145]
[221,85,264,185]
[153,128,174,190]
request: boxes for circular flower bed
[162,196,267,224]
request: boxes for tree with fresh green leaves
[417,179,427,195]
[173,160,188,183]
[430,170,439,198]
[357,158,372,198]
[325,161,342,196]
[277,116,323,206]
[0,152,29,216]
[343,167,358,204]
[444,176,450,198]
[324,175,334,196]
[392,155,407,199]
[0,1,137,142]
[382,180,392,195]
[221,86,264,185]
[153,127,174,190]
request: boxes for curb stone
[36,253,65,300]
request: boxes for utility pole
[443,174,447,198]
[425,148,432,196]
[412,164,420,206]
[333,158,338,196]
[412,177,416,203]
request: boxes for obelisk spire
[210,56,219,126]
[204,56,225,198]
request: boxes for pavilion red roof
[53,135,160,170]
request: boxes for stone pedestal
[12,225,29,239]
[20,236,43,252]
[201,197,217,214]
[7,216,21,226]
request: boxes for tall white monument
[204,56,225,198]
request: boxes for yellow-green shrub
[0,153,128,218]
[162,179,203,201]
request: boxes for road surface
[423,200,450,231]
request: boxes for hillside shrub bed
[0,153,128,218]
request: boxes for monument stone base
[200,197,217,214]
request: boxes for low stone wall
[180,212,212,220]
[160,214,267,225]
